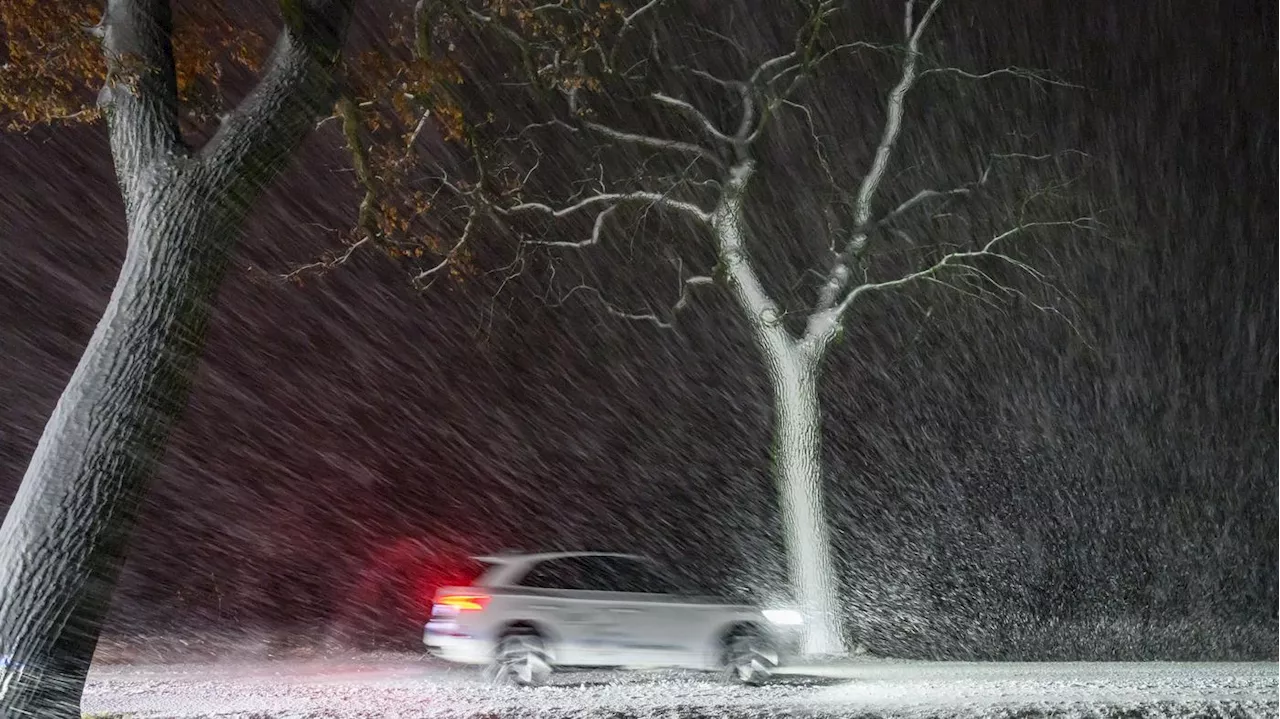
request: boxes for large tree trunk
[0,1,352,714]
[0,176,238,717]
[765,346,846,656]
[714,158,847,656]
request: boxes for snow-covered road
[83,654,1278,718]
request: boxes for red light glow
[436,593,490,611]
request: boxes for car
[423,551,803,686]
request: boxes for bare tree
[0,0,354,714]
[299,0,1093,656]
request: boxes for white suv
[423,552,798,686]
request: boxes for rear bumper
[423,622,491,665]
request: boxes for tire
[487,629,553,687]
[722,627,777,686]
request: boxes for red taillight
[436,592,490,611]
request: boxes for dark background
[0,0,1275,660]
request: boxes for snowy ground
[82,654,1278,718]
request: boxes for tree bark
[766,346,846,656]
[0,173,237,717]
[0,1,353,715]
[714,159,847,656]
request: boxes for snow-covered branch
[806,0,1091,336]
[810,41,901,68]
[713,159,795,355]
[673,274,715,313]
[674,65,756,143]
[559,285,672,328]
[413,208,481,288]
[608,0,664,67]
[848,0,944,233]
[556,271,714,330]
[750,51,798,87]
[685,67,746,91]
[801,0,943,317]
[649,93,734,145]
[919,65,1082,89]
[525,206,618,249]
[803,217,1096,344]
[582,119,724,168]
[868,179,984,231]
[502,191,711,223]
[279,233,372,282]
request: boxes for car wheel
[722,628,777,686]
[487,630,552,687]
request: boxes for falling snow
[0,0,1275,716]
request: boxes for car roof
[472,550,644,564]
[468,551,648,587]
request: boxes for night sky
[0,0,1275,661]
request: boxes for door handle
[611,608,642,614]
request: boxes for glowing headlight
[762,608,804,626]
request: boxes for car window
[573,556,628,592]
[518,558,591,589]
[636,561,681,594]
[591,556,679,594]
[517,556,681,593]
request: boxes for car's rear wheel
[486,629,552,687]
[722,627,777,686]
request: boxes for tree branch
[200,0,353,191]
[673,65,756,142]
[919,65,1083,89]
[801,148,1088,312]
[609,0,664,68]
[279,233,372,282]
[750,51,798,87]
[711,159,796,356]
[501,191,711,223]
[556,271,713,330]
[413,208,480,288]
[525,206,618,248]
[740,14,913,156]
[559,284,674,328]
[649,93,733,145]
[875,184,974,226]
[849,0,943,233]
[807,0,944,317]
[810,41,901,68]
[581,119,724,168]
[805,217,1096,342]
[780,99,836,189]
[673,274,714,313]
[335,93,379,238]
[98,0,184,205]
[412,0,434,60]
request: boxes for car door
[516,557,623,665]
[591,557,706,667]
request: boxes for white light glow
[762,608,804,626]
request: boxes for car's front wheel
[486,630,552,687]
[722,627,777,686]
